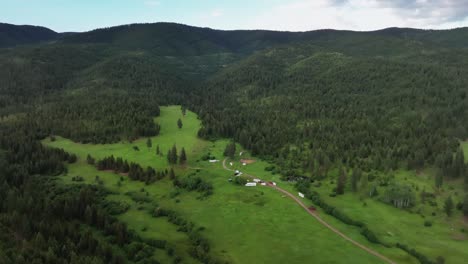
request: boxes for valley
[1,20,467,264]
[42,106,466,264]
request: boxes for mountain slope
[0,23,59,47]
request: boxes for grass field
[43,106,421,263]
[309,169,468,263]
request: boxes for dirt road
[222,159,396,264]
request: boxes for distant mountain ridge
[0,22,59,47]
[3,21,468,50]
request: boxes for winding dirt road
[222,159,396,264]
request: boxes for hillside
[0,22,59,47]
[0,22,467,264]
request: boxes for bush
[396,243,436,264]
[71,176,84,182]
[424,220,432,227]
[102,200,131,215]
[233,176,248,186]
[360,227,380,244]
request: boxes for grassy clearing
[46,105,205,169]
[43,106,417,263]
[310,169,468,263]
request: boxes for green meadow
[309,168,468,264]
[44,106,424,263]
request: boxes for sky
[2,0,468,32]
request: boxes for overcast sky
[2,0,468,32]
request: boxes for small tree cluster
[223,142,236,158]
[336,167,347,195]
[96,155,165,184]
[167,144,178,164]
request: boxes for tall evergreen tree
[463,194,468,216]
[444,196,454,216]
[351,168,361,192]
[179,147,187,164]
[435,170,444,189]
[223,142,236,158]
[146,138,152,148]
[336,167,347,195]
[169,168,176,180]
[453,148,465,178]
[177,118,183,129]
[167,144,178,164]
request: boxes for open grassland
[46,106,205,169]
[44,106,420,263]
[310,169,468,264]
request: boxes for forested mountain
[1,22,468,263]
[0,23,59,47]
[1,22,467,165]
[194,44,467,178]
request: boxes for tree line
[93,155,167,184]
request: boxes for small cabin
[209,159,219,163]
[253,179,261,183]
[298,192,305,198]
[245,182,257,187]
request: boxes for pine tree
[351,168,361,192]
[86,154,95,165]
[169,168,176,180]
[454,148,465,178]
[156,145,160,155]
[179,147,187,164]
[146,138,152,148]
[336,167,347,195]
[444,196,454,216]
[177,118,183,129]
[167,144,178,164]
[435,170,443,189]
[223,142,236,158]
[463,194,468,216]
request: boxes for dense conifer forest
[0,22,467,263]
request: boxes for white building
[245,182,257,187]
[253,179,261,183]
[298,192,305,198]
[209,159,219,163]
[229,162,233,166]
[272,182,277,186]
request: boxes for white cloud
[144,0,160,7]
[210,9,224,18]
[243,0,468,31]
